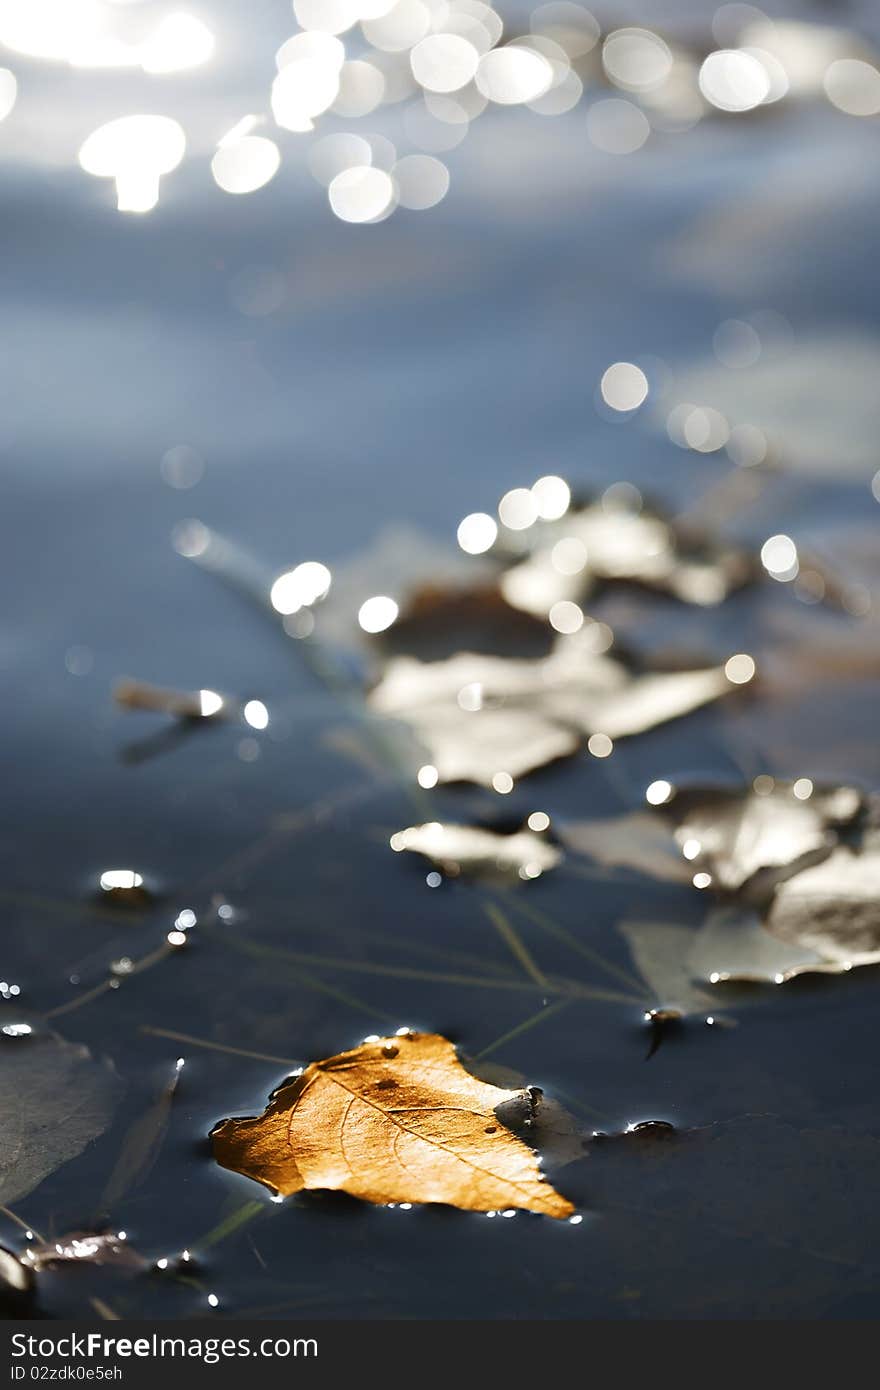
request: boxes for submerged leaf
[652,779,863,895]
[369,632,736,788]
[212,1031,574,1218]
[0,1031,124,1206]
[389,821,561,882]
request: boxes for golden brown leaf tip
[212,1031,574,1219]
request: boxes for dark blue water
[2,0,880,1319]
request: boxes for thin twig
[140,1027,298,1068]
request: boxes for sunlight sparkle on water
[393,154,449,210]
[760,534,799,582]
[100,869,143,892]
[309,132,374,185]
[212,136,280,195]
[270,563,332,615]
[646,779,674,805]
[457,512,497,554]
[600,362,649,411]
[329,165,397,223]
[724,653,756,684]
[198,690,224,717]
[139,13,214,73]
[358,596,399,632]
[498,488,538,531]
[699,50,770,111]
[476,46,553,104]
[531,475,570,520]
[602,28,673,93]
[78,115,185,212]
[587,733,613,758]
[549,600,584,634]
[411,33,479,92]
[824,59,880,116]
[244,700,270,730]
[334,58,386,116]
[294,0,360,38]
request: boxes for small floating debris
[591,1120,678,1145]
[98,868,152,907]
[114,679,270,731]
[1,1022,34,1038]
[389,821,562,883]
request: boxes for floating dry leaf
[652,779,864,895]
[389,821,561,882]
[369,631,736,787]
[763,831,880,976]
[636,845,880,989]
[21,1231,144,1273]
[315,524,493,654]
[0,1031,124,1206]
[685,905,833,985]
[212,1031,574,1217]
[618,921,717,1016]
[497,496,753,617]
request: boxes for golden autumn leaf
[212,1031,574,1219]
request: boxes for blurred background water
[2,0,880,1319]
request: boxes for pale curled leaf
[0,1032,124,1206]
[654,780,864,894]
[368,633,734,788]
[212,1032,574,1217]
[390,821,561,882]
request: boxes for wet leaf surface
[0,1032,123,1207]
[651,779,864,896]
[21,1230,144,1273]
[212,1031,574,1218]
[389,820,561,883]
[369,633,737,787]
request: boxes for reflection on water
[2,0,880,1320]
